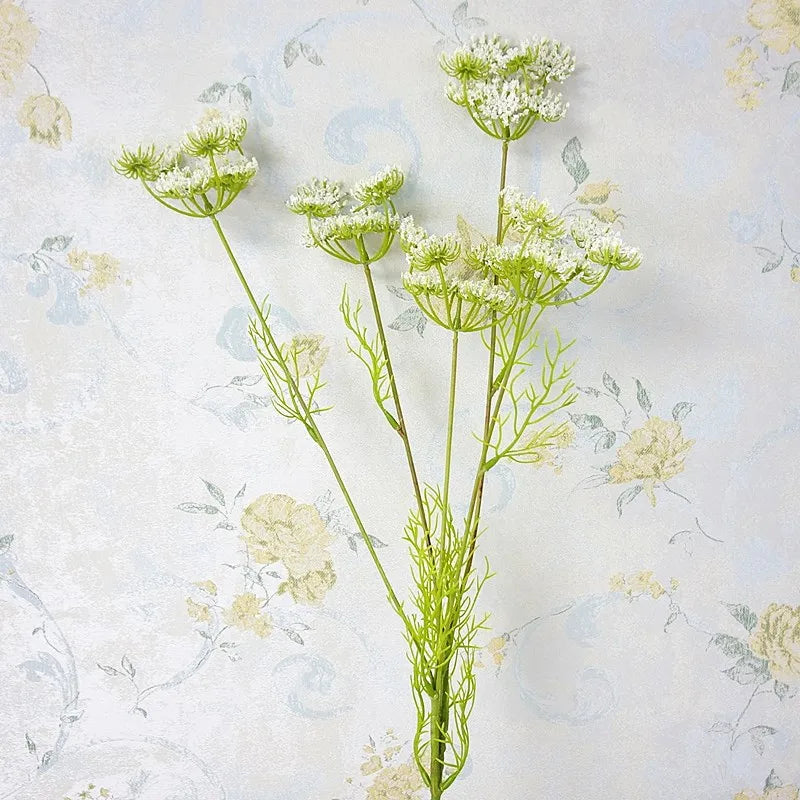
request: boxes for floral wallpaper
[1,1,799,799]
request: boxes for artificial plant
[115,33,640,799]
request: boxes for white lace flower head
[289,167,407,264]
[441,32,576,140]
[287,178,347,218]
[114,110,257,218]
[351,165,404,205]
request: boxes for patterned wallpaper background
[1,1,799,798]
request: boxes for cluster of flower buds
[464,188,641,304]
[114,110,258,218]
[398,215,516,332]
[398,186,641,323]
[441,34,575,140]
[287,166,404,264]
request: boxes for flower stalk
[116,34,642,799]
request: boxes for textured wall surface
[2,1,800,798]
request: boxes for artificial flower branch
[116,34,641,800]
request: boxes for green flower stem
[441,327,460,514]
[362,260,430,538]
[462,138,510,548]
[208,214,409,628]
[429,658,451,799]
[429,324,460,798]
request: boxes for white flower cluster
[474,240,579,286]
[351,165,404,205]
[115,109,258,217]
[501,187,564,238]
[569,216,612,248]
[402,266,516,329]
[181,109,247,156]
[304,209,399,248]
[287,178,347,217]
[397,215,463,273]
[450,78,566,128]
[398,215,429,252]
[524,37,577,83]
[441,33,575,139]
[569,216,641,271]
[587,232,642,271]
[462,33,515,72]
[289,167,407,262]
[153,155,258,199]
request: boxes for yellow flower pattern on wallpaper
[223,592,274,638]
[344,731,425,800]
[748,0,800,53]
[726,0,800,107]
[18,92,72,147]
[0,1,72,145]
[67,248,125,294]
[286,332,329,377]
[735,770,800,800]
[63,786,113,800]
[609,569,679,600]
[0,0,37,91]
[241,492,335,581]
[608,416,694,506]
[736,787,800,800]
[749,604,800,684]
[614,581,800,754]
[573,373,696,514]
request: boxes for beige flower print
[0,1,37,93]
[67,248,123,293]
[279,561,336,606]
[749,603,800,683]
[610,570,678,600]
[17,92,72,147]
[748,0,800,54]
[608,416,694,505]
[366,762,424,800]
[223,592,273,638]
[285,332,329,378]
[241,493,333,577]
[577,180,619,205]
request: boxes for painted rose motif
[0,1,37,92]
[286,332,329,377]
[17,93,72,147]
[67,248,122,293]
[608,416,694,505]
[223,592,273,638]
[748,0,800,54]
[241,493,333,576]
[577,179,619,205]
[749,603,800,683]
[366,762,424,800]
[279,561,336,605]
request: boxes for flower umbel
[290,166,405,264]
[442,33,575,140]
[114,111,257,217]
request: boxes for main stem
[463,138,510,553]
[430,326,459,799]
[208,215,407,624]
[362,261,429,536]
